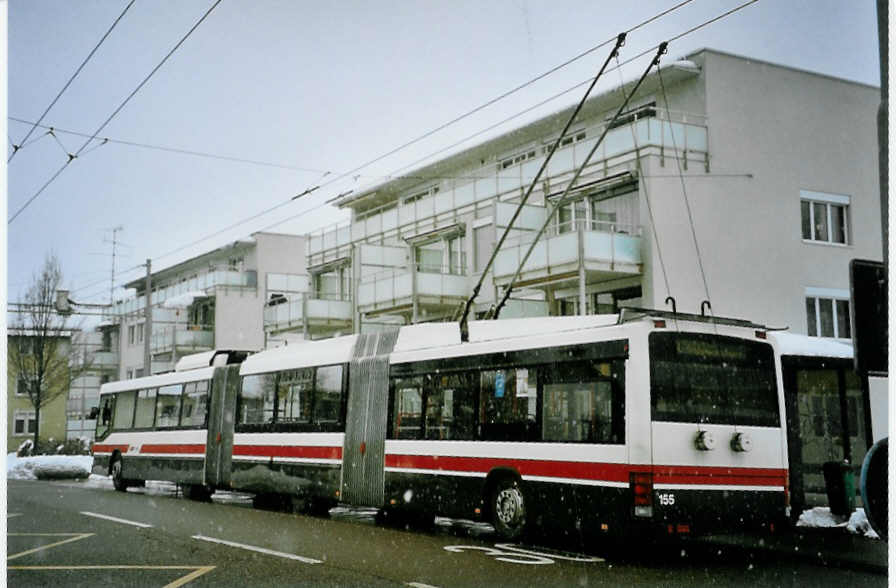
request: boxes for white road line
[7,513,23,518]
[407,583,441,588]
[80,511,153,528]
[191,535,322,564]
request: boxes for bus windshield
[649,332,779,427]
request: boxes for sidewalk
[704,526,888,575]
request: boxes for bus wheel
[111,457,128,492]
[184,484,213,502]
[490,478,526,540]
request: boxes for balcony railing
[493,219,642,284]
[357,266,468,314]
[150,325,214,354]
[308,109,706,260]
[264,293,352,332]
[91,350,119,369]
[114,269,256,316]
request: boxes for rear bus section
[643,325,788,536]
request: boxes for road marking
[192,535,322,564]
[7,533,94,560]
[7,513,23,518]
[407,583,441,588]
[7,565,216,588]
[443,543,605,565]
[80,511,153,528]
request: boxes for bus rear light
[631,472,654,517]
[653,320,666,328]
[676,524,690,534]
[755,330,767,339]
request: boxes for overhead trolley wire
[8,0,137,163]
[8,0,223,225]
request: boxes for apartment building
[272,49,880,342]
[115,231,307,377]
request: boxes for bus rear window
[649,333,779,427]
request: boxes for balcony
[357,266,469,319]
[493,219,642,290]
[91,350,119,370]
[150,325,214,355]
[307,110,707,262]
[264,293,353,336]
[114,269,256,316]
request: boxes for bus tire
[111,456,128,492]
[490,477,526,540]
[184,484,213,502]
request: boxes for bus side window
[112,391,137,430]
[181,380,210,427]
[392,377,423,439]
[424,372,476,440]
[155,384,183,428]
[134,388,157,429]
[314,365,343,429]
[277,369,313,425]
[239,373,276,426]
[541,360,624,444]
[480,368,537,442]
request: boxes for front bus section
[641,323,789,538]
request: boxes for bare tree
[8,254,91,449]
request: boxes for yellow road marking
[7,565,217,587]
[7,533,94,560]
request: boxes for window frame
[805,292,852,339]
[799,190,850,245]
[12,410,37,436]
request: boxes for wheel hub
[495,487,523,524]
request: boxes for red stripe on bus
[232,445,343,460]
[384,454,787,487]
[384,454,631,482]
[653,465,787,486]
[92,444,129,454]
[140,444,206,455]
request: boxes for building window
[13,410,37,436]
[15,377,29,396]
[800,190,849,245]
[806,291,851,339]
[137,323,144,343]
[128,325,135,345]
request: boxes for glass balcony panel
[434,191,452,214]
[664,121,686,148]
[636,119,650,145]
[649,119,662,143]
[337,225,351,246]
[686,124,707,151]
[382,207,398,231]
[548,146,574,177]
[475,176,496,202]
[399,202,415,225]
[604,127,633,158]
[351,221,365,242]
[521,157,544,186]
[497,165,520,195]
[454,181,474,207]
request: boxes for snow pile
[7,452,93,480]
[797,506,880,539]
[847,508,880,539]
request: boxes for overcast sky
[6,0,880,305]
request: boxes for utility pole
[144,259,152,375]
[107,226,123,305]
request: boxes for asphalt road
[7,479,886,587]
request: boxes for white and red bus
[94,311,789,538]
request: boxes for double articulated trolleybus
[94,311,789,539]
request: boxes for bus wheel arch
[484,468,527,540]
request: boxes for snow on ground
[796,506,880,539]
[7,452,92,480]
